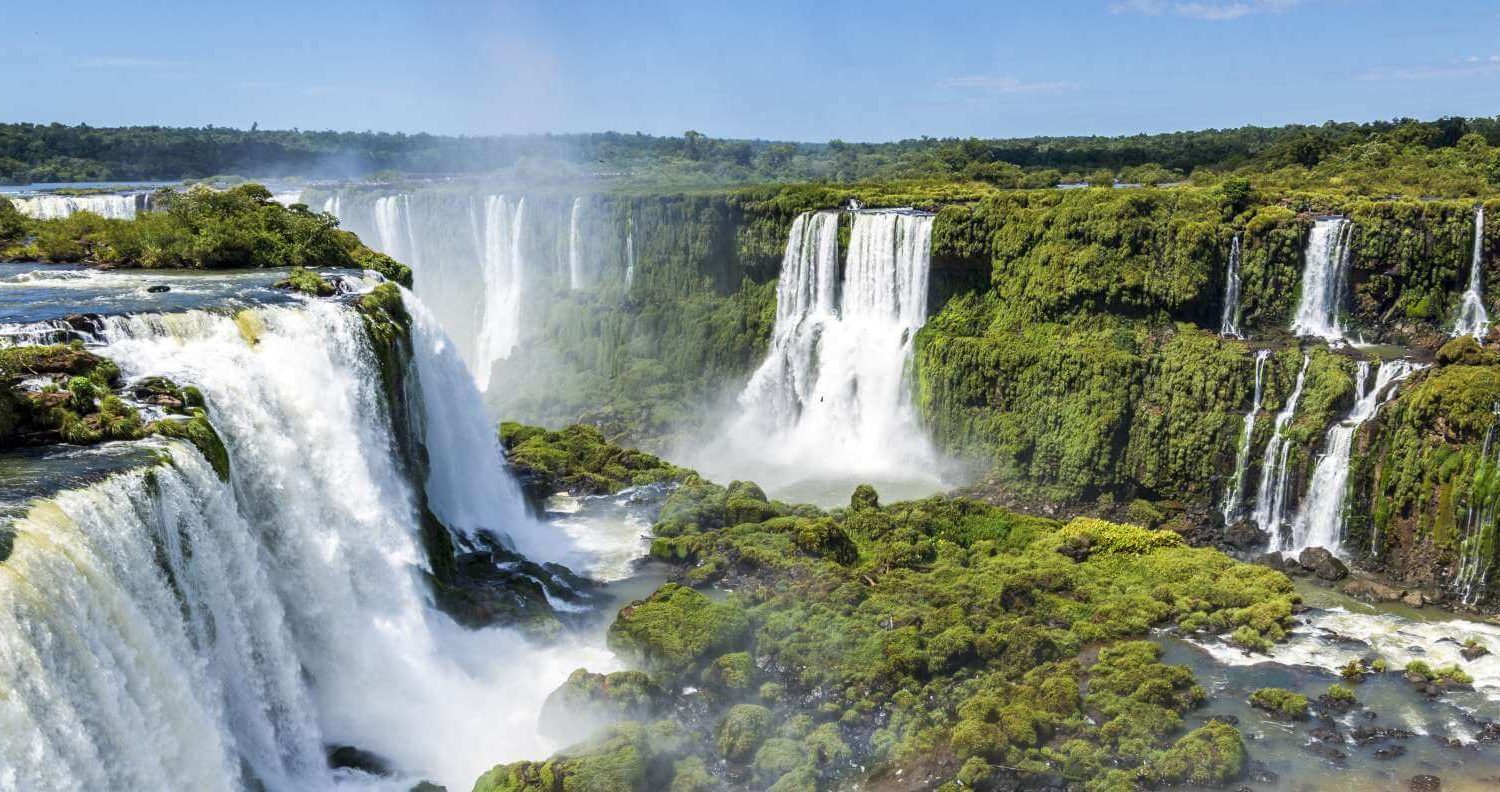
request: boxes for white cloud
[1110,0,1302,20]
[1357,54,1500,81]
[938,75,1081,95]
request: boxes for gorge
[4,173,1500,792]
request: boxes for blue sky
[3,0,1498,142]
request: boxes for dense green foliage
[481,478,1296,791]
[500,422,691,500]
[10,116,1500,194]
[0,184,412,285]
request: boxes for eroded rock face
[1299,547,1349,581]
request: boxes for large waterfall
[1219,234,1243,338]
[1290,218,1352,341]
[1222,348,1270,524]
[721,209,940,496]
[321,190,608,393]
[1453,205,1490,341]
[1251,352,1309,538]
[1277,359,1416,554]
[0,300,610,790]
[9,192,146,220]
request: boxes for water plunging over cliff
[568,197,584,290]
[1458,413,1500,604]
[1278,359,1416,554]
[9,192,146,220]
[1252,353,1309,539]
[1220,234,1243,338]
[721,209,941,498]
[1290,218,1352,341]
[0,301,608,790]
[1222,349,1270,524]
[1454,206,1490,341]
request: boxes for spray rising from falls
[1277,359,1417,554]
[728,210,939,490]
[1290,218,1352,341]
[1222,349,1270,525]
[1252,352,1309,540]
[0,301,607,790]
[1454,205,1490,341]
[1220,234,1243,338]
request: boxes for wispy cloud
[938,75,1081,95]
[1357,54,1500,81]
[76,55,186,70]
[1110,0,1302,20]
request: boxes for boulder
[146,284,171,293]
[1223,519,1268,551]
[1402,590,1425,608]
[327,745,393,777]
[1299,547,1349,581]
[1253,552,1287,571]
[1341,578,1403,603]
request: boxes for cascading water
[0,300,611,791]
[1219,234,1243,338]
[373,195,420,269]
[1278,359,1417,554]
[9,193,144,220]
[1290,218,1352,341]
[1222,349,1270,524]
[725,209,940,494]
[1457,409,1500,604]
[624,224,635,287]
[1252,352,1309,539]
[1453,205,1490,341]
[568,196,584,290]
[469,196,526,391]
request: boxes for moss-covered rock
[500,422,691,502]
[539,669,665,741]
[1248,687,1309,720]
[607,583,750,678]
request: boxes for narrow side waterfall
[373,194,420,268]
[1453,205,1490,341]
[1458,413,1500,604]
[1278,359,1416,554]
[1222,348,1270,524]
[0,301,608,790]
[9,193,144,220]
[568,196,584,290]
[725,209,940,492]
[1290,218,1352,341]
[625,224,635,287]
[1252,352,1310,538]
[1220,234,1243,338]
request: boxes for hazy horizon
[5,1,1500,143]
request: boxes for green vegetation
[0,184,412,286]
[9,116,1500,195]
[500,422,692,500]
[1248,687,1309,720]
[477,477,1296,791]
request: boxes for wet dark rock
[327,745,393,777]
[1310,724,1343,743]
[1246,761,1279,784]
[1341,577,1404,603]
[1408,774,1442,792]
[145,284,170,293]
[1461,643,1489,661]
[1253,551,1287,571]
[1374,745,1408,760]
[1298,546,1349,581]
[1224,519,1268,551]
[1351,725,1415,745]
[430,549,594,636]
[1304,741,1347,761]
[1208,713,1240,726]
[61,313,105,335]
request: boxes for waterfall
[567,197,584,290]
[729,209,938,484]
[1251,352,1310,539]
[1290,218,1352,341]
[1458,410,1500,604]
[9,193,143,220]
[469,196,526,392]
[1219,234,1243,338]
[1278,359,1417,554]
[0,301,609,790]
[372,194,419,268]
[625,225,635,287]
[1222,349,1270,524]
[1453,205,1490,341]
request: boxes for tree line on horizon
[4,116,1500,194]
